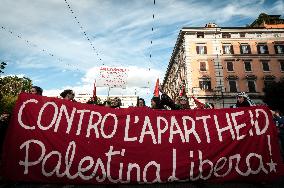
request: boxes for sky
[0,0,283,104]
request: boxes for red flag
[191,95,205,109]
[179,85,185,96]
[153,78,159,97]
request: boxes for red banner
[2,93,284,184]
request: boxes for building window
[240,44,251,54]
[223,44,234,54]
[274,45,284,54]
[261,61,270,72]
[227,61,234,71]
[244,61,252,72]
[199,79,211,91]
[222,33,231,38]
[228,80,237,92]
[257,44,269,54]
[196,45,207,54]
[197,32,204,38]
[247,80,256,92]
[263,75,276,89]
[280,61,284,72]
[199,62,207,71]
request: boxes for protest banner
[2,93,284,184]
[96,66,128,88]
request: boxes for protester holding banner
[110,97,121,108]
[60,89,75,101]
[30,86,43,95]
[86,97,96,104]
[103,99,111,107]
[233,92,255,108]
[151,96,161,109]
[160,93,177,110]
[137,98,146,107]
[158,85,180,110]
[178,95,191,109]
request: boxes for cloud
[0,74,25,78]
[44,65,163,105]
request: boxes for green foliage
[0,95,17,114]
[263,80,284,114]
[0,76,32,114]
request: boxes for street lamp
[214,86,225,108]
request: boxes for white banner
[96,66,129,88]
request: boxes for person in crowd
[0,111,10,155]
[103,100,111,107]
[87,97,96,104]
[273,110,284,126]
[233,92,255,108]
[137,98,146,107]
[272,110,284,158]
[110,97,121,108]
[151,96,161,109]
[174,97,181,108]
[160,93,176,110]
[60,89,75,101]
[158,85,183,110]
[30,86,43,95]
[179,95,191,110]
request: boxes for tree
[0,76,32,114]
[263,80,284,113]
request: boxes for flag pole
[107,87,110,97]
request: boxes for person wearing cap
[234,92,254,108]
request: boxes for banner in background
[96,66,128,88]
[2,93,284,184]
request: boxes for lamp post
[215,86,224,108]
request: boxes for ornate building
[162,14,284,108]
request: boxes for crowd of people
[1,85,284,159]
[19,85,257,110]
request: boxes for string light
[0,26,79,71]
[148,0,157,94]
[63,0,103,65]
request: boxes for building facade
[162,18,284,108]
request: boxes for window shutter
[274,45,278,54]
[264,45,269,54]
[248,45,251,54]
[196,46,199,54]
[257,45,260,54]
[230,45,234,54]
[240,45,243,54]
[204,46,207,54]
